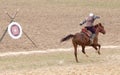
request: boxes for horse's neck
[95,28,100,36]
[94,27,99,43]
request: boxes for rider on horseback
[80,13,100,44]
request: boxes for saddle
[81,28,92,37]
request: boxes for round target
[8,22,22,39]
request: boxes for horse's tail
[61,34,74,42]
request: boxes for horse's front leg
[82,46,88,57]
[97,44,101,54]
[92,44,101,55]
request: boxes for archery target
[8,22,22,39]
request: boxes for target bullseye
[8,22,22,39]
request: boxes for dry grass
[0,48,120,75]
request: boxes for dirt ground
[0,0,120,75]
[0,0,120,52]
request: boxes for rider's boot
[90,34,96,44]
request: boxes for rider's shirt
[80,16,100,27]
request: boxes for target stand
[0,9,37,47]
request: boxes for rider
[80,13,100,44]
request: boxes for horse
[61,23,106,62]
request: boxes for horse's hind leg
[81,46,88,57]
[72,41,78,62]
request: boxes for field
[0,48,120,75]
[0,0,120,75]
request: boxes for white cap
[89,13,94,17]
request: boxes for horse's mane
[94,23,102,28]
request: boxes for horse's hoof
[98,52,101,55]
[76,61,79,63]
[86,54,89,57]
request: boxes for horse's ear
[94,25,98,28]
[99,23,104,28]
[99,23,102,26]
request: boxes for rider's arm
[80,19,86,25]
[94,16,100,19]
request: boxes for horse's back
[74,32,88,39]
[73,32,89,45]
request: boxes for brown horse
[61,23,106,62]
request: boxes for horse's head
[95,23,106,34]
